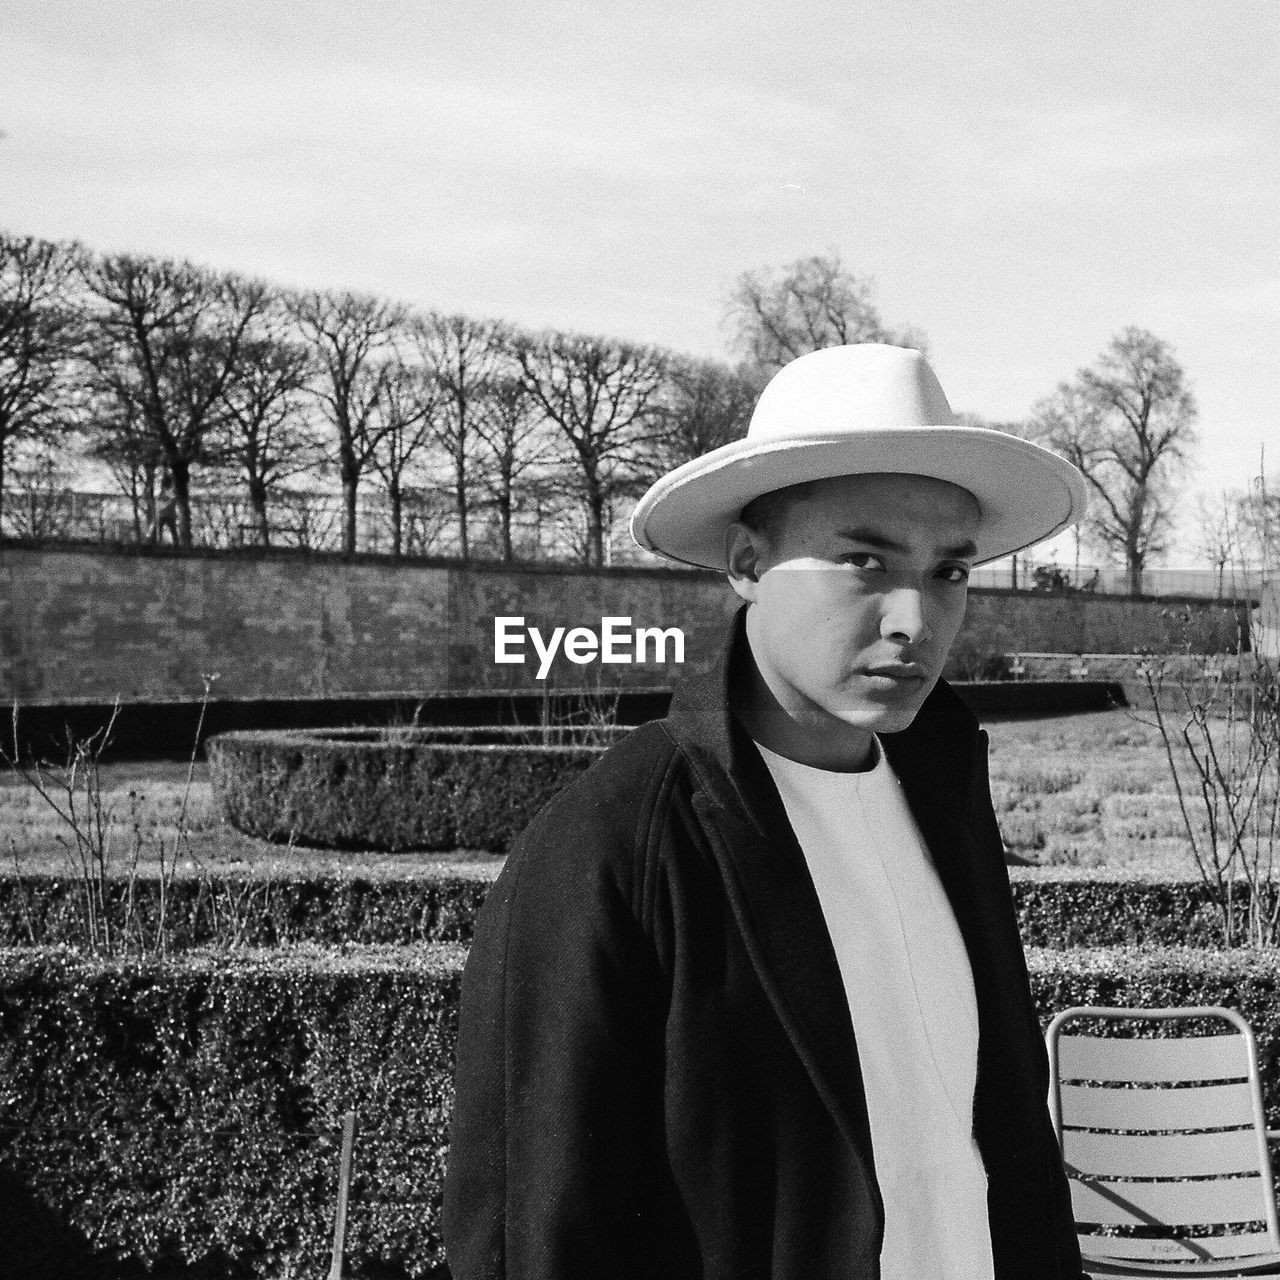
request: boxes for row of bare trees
[1,233,768,564]
[7,232,1263,582]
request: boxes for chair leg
[327,1110,358,1280]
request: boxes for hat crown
[748,343,957,441]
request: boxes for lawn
[0,706,1235,881]
[0,757,499,880]
[985,708,1201,875]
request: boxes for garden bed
[4,695,1274,1280]
[4,709,1216,876]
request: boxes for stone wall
[946,590,1248,678]
[0,544,1250,705]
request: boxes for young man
[444,344,1091,1280]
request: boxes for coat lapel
[883,689,1048,1157]
[880,687,988,975]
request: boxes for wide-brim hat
[630,343,1088,570]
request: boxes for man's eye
[939,564,971,583]
[845,552,886,570]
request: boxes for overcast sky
[2,1,1277,562]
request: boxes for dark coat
[444,613,1084,1280]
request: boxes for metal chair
[1046,1006,1280,1277]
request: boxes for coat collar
[664,603,983,837]
[662,604,986,1164]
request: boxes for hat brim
[630,427,1089,570]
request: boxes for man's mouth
[862,663,927,682]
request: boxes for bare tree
[414,312,508,559]
[472,372,555,561]
[1238,460,1279,574]
[0,233,81,530]
[81,254,269,546]
[653,355,755,474]
[515,330,667,565]
[1031,327,1198,595]
[953,411,1029,437]
[290,289,406,554]
[1195,493,1247,599]
[368,361,440,556]
[724,251,926,378]
[93,384,165,542]
[216,308,317,546]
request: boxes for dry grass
[985,710,1208,874]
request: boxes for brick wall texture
[0,546,1249,705]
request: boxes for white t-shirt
[756,738,994,1280]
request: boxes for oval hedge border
[208,725,629,853]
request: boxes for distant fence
[0,484,1267,599]
[967,560,1267,602]
[0,484,613,564]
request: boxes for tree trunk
[342,475,358,556]
[499,489,513,562]
[1128,550,1143,597]
[0,434,7,537]
[454,456,469,560]
[143,464,158,545]
[1128,486,1147,597]
[390,482,403,557]
[129,466,143,545]
[586,488,605,567]
[249,477,271,547]
[171,460,194,548]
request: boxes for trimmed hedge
[0,870,494,951]
[1,870,1263,951]
[208,726,626,853]
[7,945,1280,1278]
[1011,873,1272,948]
[0,945,464,1279]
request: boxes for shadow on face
[736,473,981,571]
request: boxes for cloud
[928,102,1250,214]
[1204,279,1280,320]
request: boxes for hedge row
[1011,874,1270,948]
[0,870,1261,951]
[6,945,1280,1279]
[208,727,621,852]
[0,945,464,1280]
[0,870,493,951]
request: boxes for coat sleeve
[442,801,686,1280]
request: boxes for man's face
[727,472,980,769]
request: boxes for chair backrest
[1046,1005,1280,1265]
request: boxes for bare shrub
[1139,652,1279,946]
[4,677,272,954]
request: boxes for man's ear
[725,521,766,602]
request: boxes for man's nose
[879,587,930,643]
